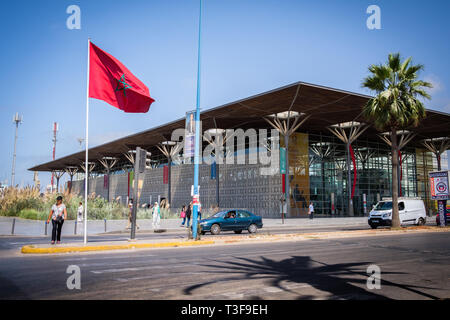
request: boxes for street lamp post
[192,0,203,240]
[11,113,23,187]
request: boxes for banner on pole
[280,147,286,174]
[163,165,169,184]
[184,111,196,158]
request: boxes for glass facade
[292,131,437,216]
[71,129,440,218]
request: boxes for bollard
[104,218,107,233]
[74,220,77,235]
[45,221,48,236]
[11,218,16,235]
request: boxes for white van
[368,197,426,229]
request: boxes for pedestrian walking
[126,199,140,229]
[47,196,67,244]
[198,201,202,220]
[180,205,187,226]
[77,202,83,222]
[308,202,314,220]
[185,202,192,228]
[126,199,133,229]
[152,201,161,229]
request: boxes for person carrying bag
[47,196,67,245]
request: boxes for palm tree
[362,53,432,228]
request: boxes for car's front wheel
[248,224,257,233]
[210,224,221,235]
[416,217,425,226]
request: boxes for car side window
[398,202,405,211]
[237,210,251,218]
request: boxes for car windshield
[374,201,404,210]
[374,202,392,210]
[209,211,227,219]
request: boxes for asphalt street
[0,230,449,300]
[0,224,370,252]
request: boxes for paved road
[0,224,371,252]
[0,231,448,300]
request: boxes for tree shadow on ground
[184,255,439,300]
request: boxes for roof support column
[99,157,118,202]
[157,142,181,206]
[65,166,79,194]
[327,121,369,216]
[264,106,311,218]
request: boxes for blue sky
[0,0,449,188]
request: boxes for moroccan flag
[89,42,154,113]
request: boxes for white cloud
[423,74,443,94]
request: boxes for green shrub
[18,209,47,220]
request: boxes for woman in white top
[47,196,67,244]
[77,202,83,222]
[152,202,160,229]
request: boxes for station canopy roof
[29,81,450,172]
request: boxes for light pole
[192,0,203,240]
[51,122,59,193]
[11,113,22,187]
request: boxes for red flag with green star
[88,42,154,113]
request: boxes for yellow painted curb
[21,240,215,254]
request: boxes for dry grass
[0,187,128,220]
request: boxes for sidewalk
[1,216,371,236]
[21,225,450,254]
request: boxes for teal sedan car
[197,209,263,235]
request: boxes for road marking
[58,254,155,262]
[115,272,204,282]
[91,262,200,274]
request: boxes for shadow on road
[184,255,439,300]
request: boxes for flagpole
[84,38,91,244]
[192,0,202,240]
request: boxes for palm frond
[362,53,430,130]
